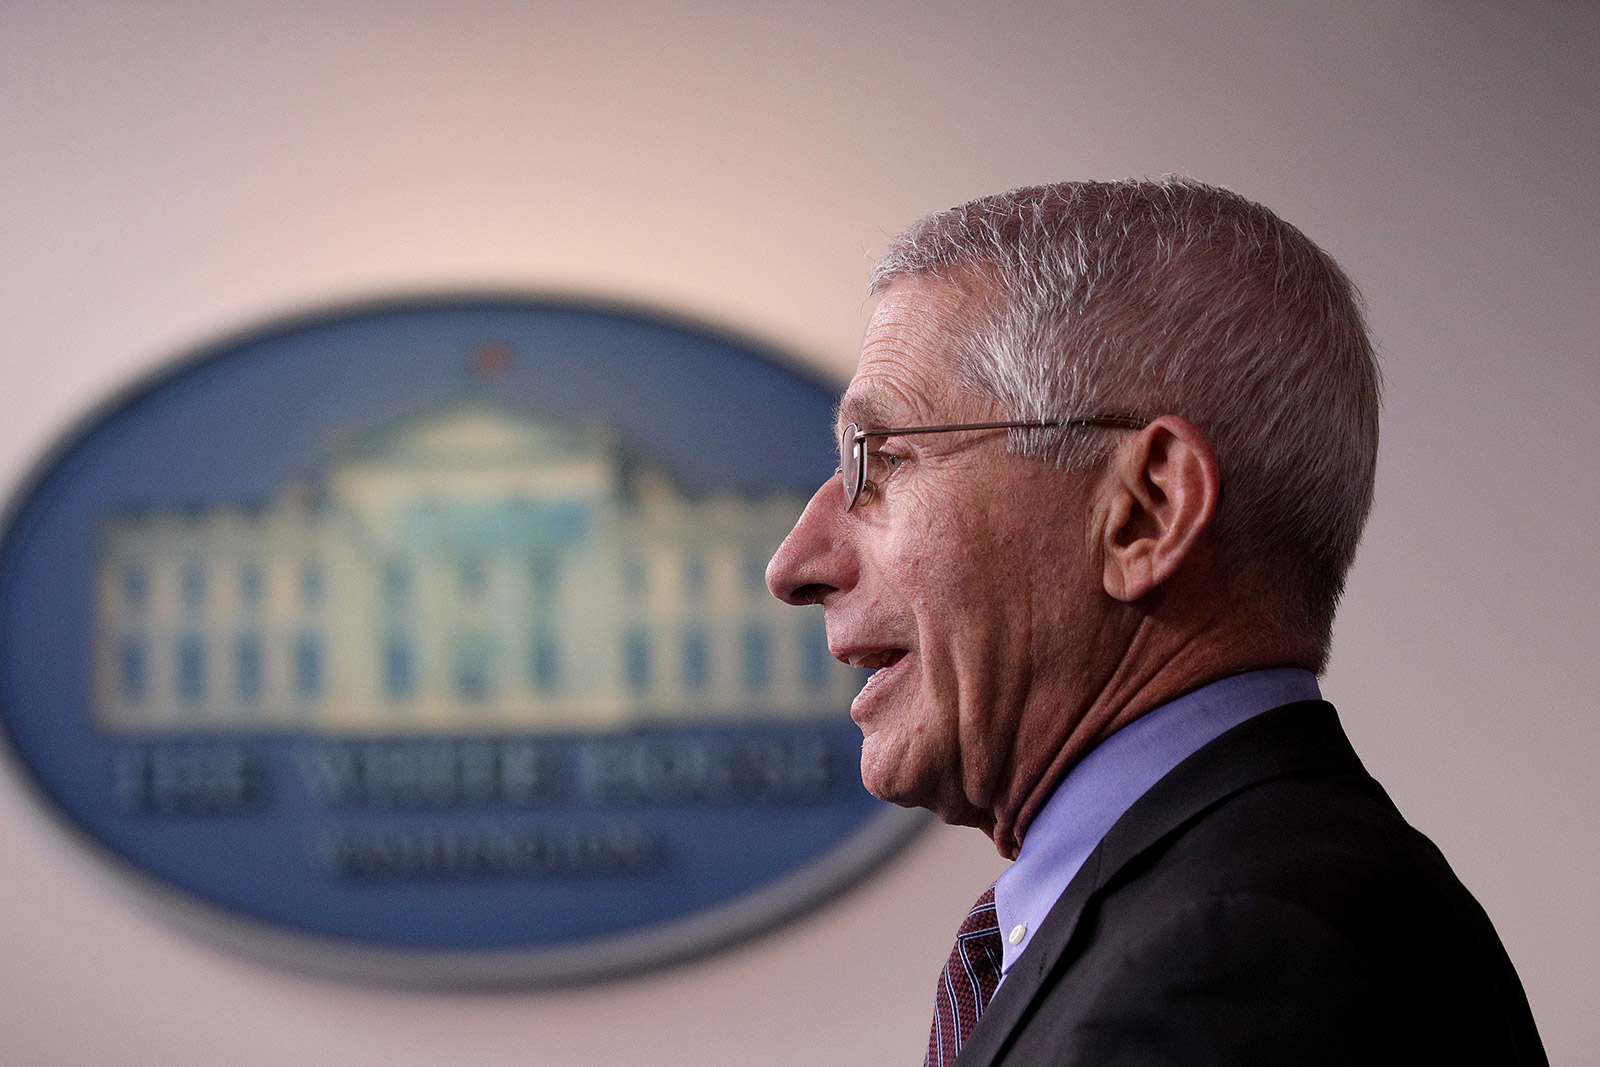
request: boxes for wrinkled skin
[768,276,1306,858]
[766,278,1133,855]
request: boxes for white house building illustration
[92,396,854,734]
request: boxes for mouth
[838,648,906,671]
[835,646,910,721]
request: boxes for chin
[859,743,973,827]
[856,755,901,806]
[857,739,921,808]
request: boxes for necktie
[926,883,1003,1067]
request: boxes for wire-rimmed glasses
[837,415,1150,511]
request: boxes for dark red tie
[926,883,1004,1067]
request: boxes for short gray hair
[871,178,1380,655]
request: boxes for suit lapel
[955,701,1368,1067]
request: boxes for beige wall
[2,2,1595,1063]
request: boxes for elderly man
[767,180,1545,1066]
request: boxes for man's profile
[766,179,1546,1065]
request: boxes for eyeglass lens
[839,423,862,510]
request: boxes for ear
[1097,416,1220,603]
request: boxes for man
[767,179,1546,1065]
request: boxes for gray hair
[871,178,1380,656]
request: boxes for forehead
[837,278,987,430]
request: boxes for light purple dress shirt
[992,667,1323,979]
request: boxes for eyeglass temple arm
[854,415,1149,442]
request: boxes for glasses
[837,415,1150,511]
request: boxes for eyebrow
[834,392,893,432]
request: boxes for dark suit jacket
[957,701,1547,1066]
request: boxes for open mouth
[840,648,910,719]
[840,649,906,671]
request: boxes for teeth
[848,651,900,670]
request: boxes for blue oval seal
[0,295,923,986]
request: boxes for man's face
[767,278,1111,839]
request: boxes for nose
[766,475,856,605]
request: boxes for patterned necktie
[926,883,1004,1067]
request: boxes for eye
[863,445,905,483]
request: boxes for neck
[984,596,1319,859]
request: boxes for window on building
[383,561,410,610]
[530,554,559,606]
[682,552,707,600]
[803,615,833,690]
[300,563,324,607]
[530,631,559,693]
[122,567,147,613]
[239,563,263,611]
[682,625,710,692]
[622,556,647,597]
[744,549,769,593]
[181,561,206,613]
[625,626,651,693]
[119,637,146,702]
[294,632,323,699]
[177,634,206,702]
[459,556,487,598]
[742,624,771,690]
[454,632,491,701]
[235,633,263,700]
[384,632,416,700]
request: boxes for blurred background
[1,2,1595,1064]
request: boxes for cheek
[883,499,1004,597]
[905,531,1022,633]
[890,531,1024,703]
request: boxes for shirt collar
[992,667,1321,976]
